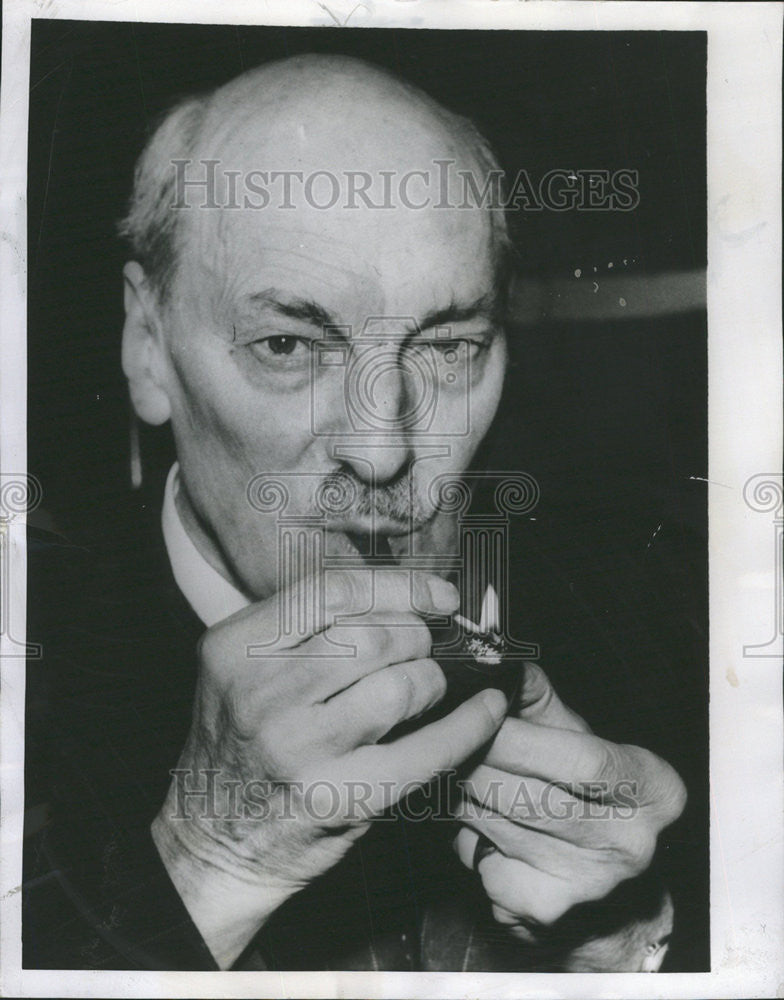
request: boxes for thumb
[515,662,591,733]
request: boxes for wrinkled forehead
[174,92,502,323]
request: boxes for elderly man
[24,53,689,973]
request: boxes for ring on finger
[472,832,497,871]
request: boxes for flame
[479,584,500,634]
[454,585,501,636]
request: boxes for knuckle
[587,868,623,902]
[421,658,448,701]
[631,745,688,826]
[594,740,624,784]
[657,763,688,824]
[409,616,434,657]
[328,570,360,614]
[384,669,417,717]
[377,613,430,662]
[480,855,583,927]
[227,684,280,747]
[478,862,506,900]
[524,890,572,926]
[322,622,348,653]
[359,623,394,661]
[669,773,688,820]
[411,571,435,610]
[578,856,627,902]
[482,860,573,927]
[196,624,226,668]
[519,661,551,703]
[255,718,301,779]
[375,624,395,659]
[226,685,258,733]
[491,903,519,926]
[622,826,657,874]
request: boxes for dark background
[27,22,708,971]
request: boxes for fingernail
[427,576,460,612]
[480,688,508,722]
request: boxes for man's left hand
[453,663,687,937]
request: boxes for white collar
[161,463,250,626]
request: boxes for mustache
[314,469,431,528]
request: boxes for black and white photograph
[1,2,781,997]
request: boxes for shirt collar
[161,463,250,627]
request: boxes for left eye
[263,335,304,355]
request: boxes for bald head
[200,54,493,168]
[120,53,510,302]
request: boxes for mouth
[326,508,433,538]
[343,528,399,565]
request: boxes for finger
[203,568,458,657]
[223,611,433,712]
[323,658,446,747]
[461,763,656,857]
[515,662,591,732]
[454,803,623,892]
[460,765,597,844]
[470,847,585,926]
[453,827,581,925]
[347,689,508,813]
[460,765,649,856]
[454,824,482,869]
[483,717,616,788]
[305,611,434,702]
[485,721,686,825]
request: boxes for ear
[121,261,172,425]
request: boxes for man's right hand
[151,568,508,968]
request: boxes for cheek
[441,339,507,444]
[410,344,507,507]
[166,342,316,475]
[473,340,508,434]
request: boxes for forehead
[230,210,493,318]
[178,104,500,325]
[185,187,497,326]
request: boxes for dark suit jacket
[22,477,708,971]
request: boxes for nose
[340,346,413,483]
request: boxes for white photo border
[1,1,781,997]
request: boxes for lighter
[347,532,521,735]
[430,583,521,710]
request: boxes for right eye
[247,335,313,370]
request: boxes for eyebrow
[244,290,339,330]
[240,289,502,335]
[417,292,502,332]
